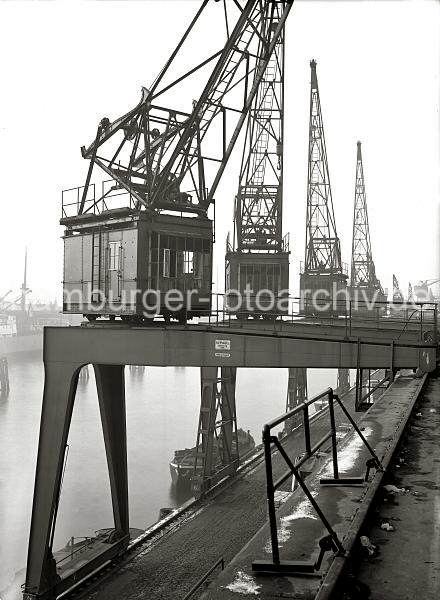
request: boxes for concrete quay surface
[355,374,440,600]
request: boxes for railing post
[263,427,280,565]
[434,304,438,345]
[303,405,311,456]
[328,390,339,480]
[349,301,352,337]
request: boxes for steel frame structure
[285,367,307,431]
[303,60,344,276]
[23,324,435,599]
[231,1,286,252]
[350,141,384,293]
[336,368,350,395]
[74,0,293,218]
[192,367,239,495]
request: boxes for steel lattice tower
[392,274,404,303]
[226,2,289,317]
[350,141,383,293]
[233,3,286,252]
[300,60,347,314]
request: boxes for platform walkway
[199,373,427,599]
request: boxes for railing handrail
[264,387,332,432]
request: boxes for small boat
[169,428,255,487]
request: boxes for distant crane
[413,278,440,302]
[300,59,347,315]
[392,275,404,303]
[350,141,385,306]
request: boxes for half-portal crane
[61,0,294,323]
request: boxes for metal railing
[252,387,382,574]
[196,294,438,345]
[61,181,137,218]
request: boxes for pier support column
[94,364,129,539]
[194,367,238,495]
[285,368,307,433]
[219,367,238,466]
[336,368,350,396]
[0,356,9,396]
[24,361,82,598]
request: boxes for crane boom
[77,0,294,216]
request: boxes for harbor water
[0,352,340,597]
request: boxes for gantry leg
[194,367,238,494]
[336,368,350,396]
[94,364,129,539]
[219,367,237,465]
[197,367,219,482]
[285,368,307,433]
[24,361,81,598]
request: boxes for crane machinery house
[61,208,213,322]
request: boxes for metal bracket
[315,535,344,571]
[364,457,382,482]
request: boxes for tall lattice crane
[392,275,404,303]
[225,1,289,318]
[300,59,347,314]
[350,141,385,303]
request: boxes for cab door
[107,240,122,302]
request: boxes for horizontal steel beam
[43,326,436,372]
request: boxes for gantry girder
[350,141,384,295]
[76,0,293,217]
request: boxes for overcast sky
[0,0,438,301]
